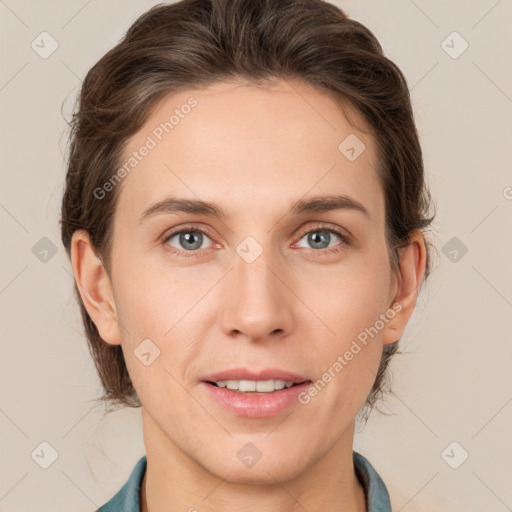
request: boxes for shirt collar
[354,451,392,512]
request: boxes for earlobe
[70,230,122,346]
[382,230,427,345]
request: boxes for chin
[222,464,304,485]
[199,451,309,485]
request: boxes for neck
[140,409,366,512]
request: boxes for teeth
[214,379,296,392]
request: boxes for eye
[295,226,349,253]
[161,224,350,258]
[163,228,213,254]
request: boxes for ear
[70,230,122,345]
[382,230,427,345]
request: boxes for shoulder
[96,455,147,512]
[353,451,392,512]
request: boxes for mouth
[200,367,311,386]
[199,370,313,418]
[204,379,308,394]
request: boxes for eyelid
[293,221,353,245]
[161,222,214,240]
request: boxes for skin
[71,79,426,512]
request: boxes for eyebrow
[139,194,370,223]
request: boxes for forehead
[115,79,383,221]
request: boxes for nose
[220,247,296,343]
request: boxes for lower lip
[200,381,312,418]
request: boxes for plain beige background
[1,1,511,511]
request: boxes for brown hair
[60,0,435,419]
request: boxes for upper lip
[201,367,311,384]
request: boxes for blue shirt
[97,451,391,511]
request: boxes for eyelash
[161,223,352,258]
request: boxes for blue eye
[296,228,345,251]
[162,225,350,258]
[164,230,213,252]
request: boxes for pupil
[181,232,202,250]
[309,230,329,249]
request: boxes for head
[61,0,434,481]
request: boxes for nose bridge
[221,237,295,341]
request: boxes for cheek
[111,258,211,383]
[111,253,198,336]
[307,257,391,398]
[303,290,385,423]
[317,257,392,342]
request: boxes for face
[103,79,400,482]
